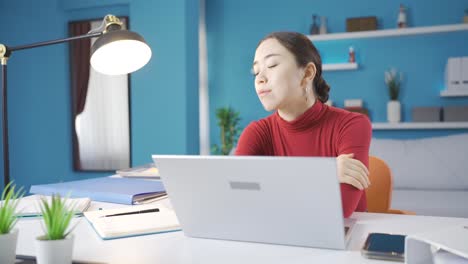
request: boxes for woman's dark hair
[257,32,330,103]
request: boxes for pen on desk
[102,208,160,218]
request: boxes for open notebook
[11,195,91,217]
[84,204,180,240]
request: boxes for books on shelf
[344,99,363,108]
[345,106,370,118]
[116,163,160,178]
[84,204,181,240]
[29,177,167,205]
[11,195,91,217]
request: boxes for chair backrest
[366,156,393,213]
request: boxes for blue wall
[129,1,199,159]
[0,0,199,191]
[206,0,468,145]
[1,0,467,191]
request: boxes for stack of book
[116,163,160,178]
[30,177,167,205]
[344,99,369,118]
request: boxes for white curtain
[75,19,130,170]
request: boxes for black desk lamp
[0,14,152,186]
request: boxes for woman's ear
[301,62,316,86]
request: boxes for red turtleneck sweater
[235,101,372,218]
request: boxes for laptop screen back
[152,155,347,249]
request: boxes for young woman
[235,32,371,218]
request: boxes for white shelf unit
[322,63,358,71]
[372,122,468,130]
[440,89,468,97]
[312,23,468,131]
[308,23,468,41]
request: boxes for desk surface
[15,199,468,264]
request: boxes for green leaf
[38,193,78,240]
[212,106,242,155]
[385,69,402,100]
[0,181,25,234]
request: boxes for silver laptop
[152,155,355,249]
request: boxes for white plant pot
[387,100,401,123]
[35,235,74,264]
[0,229,19,264]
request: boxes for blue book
[29,177,166,205]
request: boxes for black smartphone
[361,233,406,262]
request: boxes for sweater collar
[275,100,327,132]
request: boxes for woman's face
[252,38,305,112]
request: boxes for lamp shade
[90,30,152,75]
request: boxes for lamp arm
[0,32,103,187]
[0,14,126,187]
[6,31,103,53]
[1,14,124,56]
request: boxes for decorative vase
[35,235,74,264]
[348,46,355,63]
[387,100,401,123]
[319,16,327,34]
[309,15,319,35]
[0,229,19,264]
[397,4,407,28]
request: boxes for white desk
[14,199,468,264]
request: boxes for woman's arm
[336,114,372,217]
[235,122,269,155]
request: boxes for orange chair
[366,156,415,215]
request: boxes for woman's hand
[336,153,370,190]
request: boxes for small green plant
[39,194,76,240]
[212,106,242,155]
[384,68,403,101]
[0,182,24,234]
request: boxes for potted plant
[35,194,77,264]
[0,182,24,264]
[385,68,403,123]
[212,106,242,155]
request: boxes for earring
[305,86,310,102]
